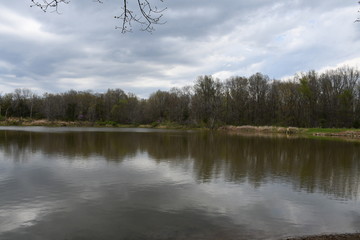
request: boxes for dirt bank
[218,125,303,135]
[285,233,360,240]
[219,125,360,141]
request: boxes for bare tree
[0,93,2,118]
[30,0,166,33]
[115,0,166,33]
[357,1,360,22]
[30,0,72,13]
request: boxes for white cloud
[0,61,14,71]
[318,57,360,73]
[167,7,220,20]
[0,6,62,42]
[212,71,235,80]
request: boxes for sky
[0,0,359,97]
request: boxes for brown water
[0,127,359,240]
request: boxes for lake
[0,127,359,240]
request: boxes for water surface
[0,127,359,240]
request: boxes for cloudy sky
[0,0,359,97]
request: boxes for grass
[305,128,360,134]
[219,125,360,141]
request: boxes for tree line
[1,66,360,128]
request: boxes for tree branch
[31,0,69,13]
[30,0,166,33]
[356,1,360,22]
[115,0,166,33]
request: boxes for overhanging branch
[30,0,166,33]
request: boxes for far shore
[1,118,360,140]
[218,125,360,139]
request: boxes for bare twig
[30,0,166,33]
[356,1,360,22]
[115,0,166,33]
[30,0,70,13]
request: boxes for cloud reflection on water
[0,128,359,239]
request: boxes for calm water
[0,127,359,240]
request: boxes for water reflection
[0,128,360,240]
[0,128,359,200]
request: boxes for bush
[150,121,159,128]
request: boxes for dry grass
[219,125,303,134]
[0,118,94,127]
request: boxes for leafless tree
[357,1,360,22]
[30,0,166,33]
[31,0,71,13]
[115,0,166,33]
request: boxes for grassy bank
[0,118,198,130]
[219,125,360,140]
[305,128,360,137]
[0,118,135,128]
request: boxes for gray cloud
[0,0,359,96]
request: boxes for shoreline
[284,233,360,240]
[218,125,360,141]
[1,118,360,140]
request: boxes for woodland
[1,67,359,129]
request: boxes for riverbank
[285,233,360,240]
[219,125,360,140]
[0,118,168,129]
[1,118,360,139]
[218,125,305,135]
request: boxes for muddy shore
[285,233,360,240]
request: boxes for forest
[1,66,359,129]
